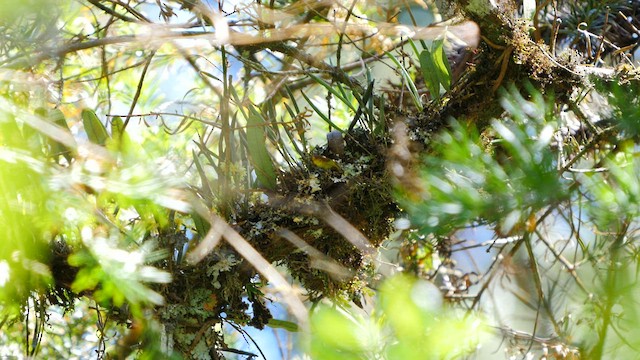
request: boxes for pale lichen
[465,0,495,17]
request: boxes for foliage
[309,274,486,359]
[400,83,565,236]
[419,39,452,101]
[1,0,640,359]
[395,81,640,357]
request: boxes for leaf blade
[82,109,109,145]
[245,111,277,190]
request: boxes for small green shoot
[419,39,452,101]
[385,51,423,111]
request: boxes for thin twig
[123,50,157,130]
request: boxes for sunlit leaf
[387,51,423,111]
[398,84,565,235]
[47,108,74,162]
[108,116,133,153]
[82,109,109,146]
[431,39,452,91]
[310,306,370,360]
[245,111,277,190]
[420,39,452,100]
[267,318,299,332]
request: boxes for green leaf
[0,113,24,148]
[108,116,133,153]
[374,94,386,136]
[419,40,452,100]
[192,149,214,202]
[245,111,277,190]
[307,73,357,112]
[191,211,211,237]
[379,275,425,340]
[82,109,109,145]
[431,40,452,91]
[398,85,563,236]
[419,49,440,100]
[47,108,74,163]
[27,108,47,154]
[110,116,125,138]
[310,306,369,359]
[267,319,299,332]
[300,90,344,131]
[387,51,423,111]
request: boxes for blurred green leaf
[601,80,640,138]
[82,109,109,146]
[310,306,372,360]
[26,108,47,155]
[69,240,171,313]
[399,84,565,235]
[308,274,485,359]
[0,115,51,308]
[581,141,640,228]
[245,111,277,190]
[379,275,426,340]
[267,318,299,332]
[108,116,134,154]
[191,211,211,237]
[0,0,55,23]
[47,108,74,163]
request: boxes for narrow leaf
[245,112,277,190]
[48,108,74,162]
[431,40,452,91]
[307,73,357,112]
[191,211,211,237]
[419,49,441,100]
[192,149,215,202]
[300,90,344,131]
[387,51,423,110]
[267,319,299,332]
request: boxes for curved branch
[85,0,142,23]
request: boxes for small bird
[311,154,340,171]
[326,130,345,156]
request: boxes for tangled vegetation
[2,0,640,358]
